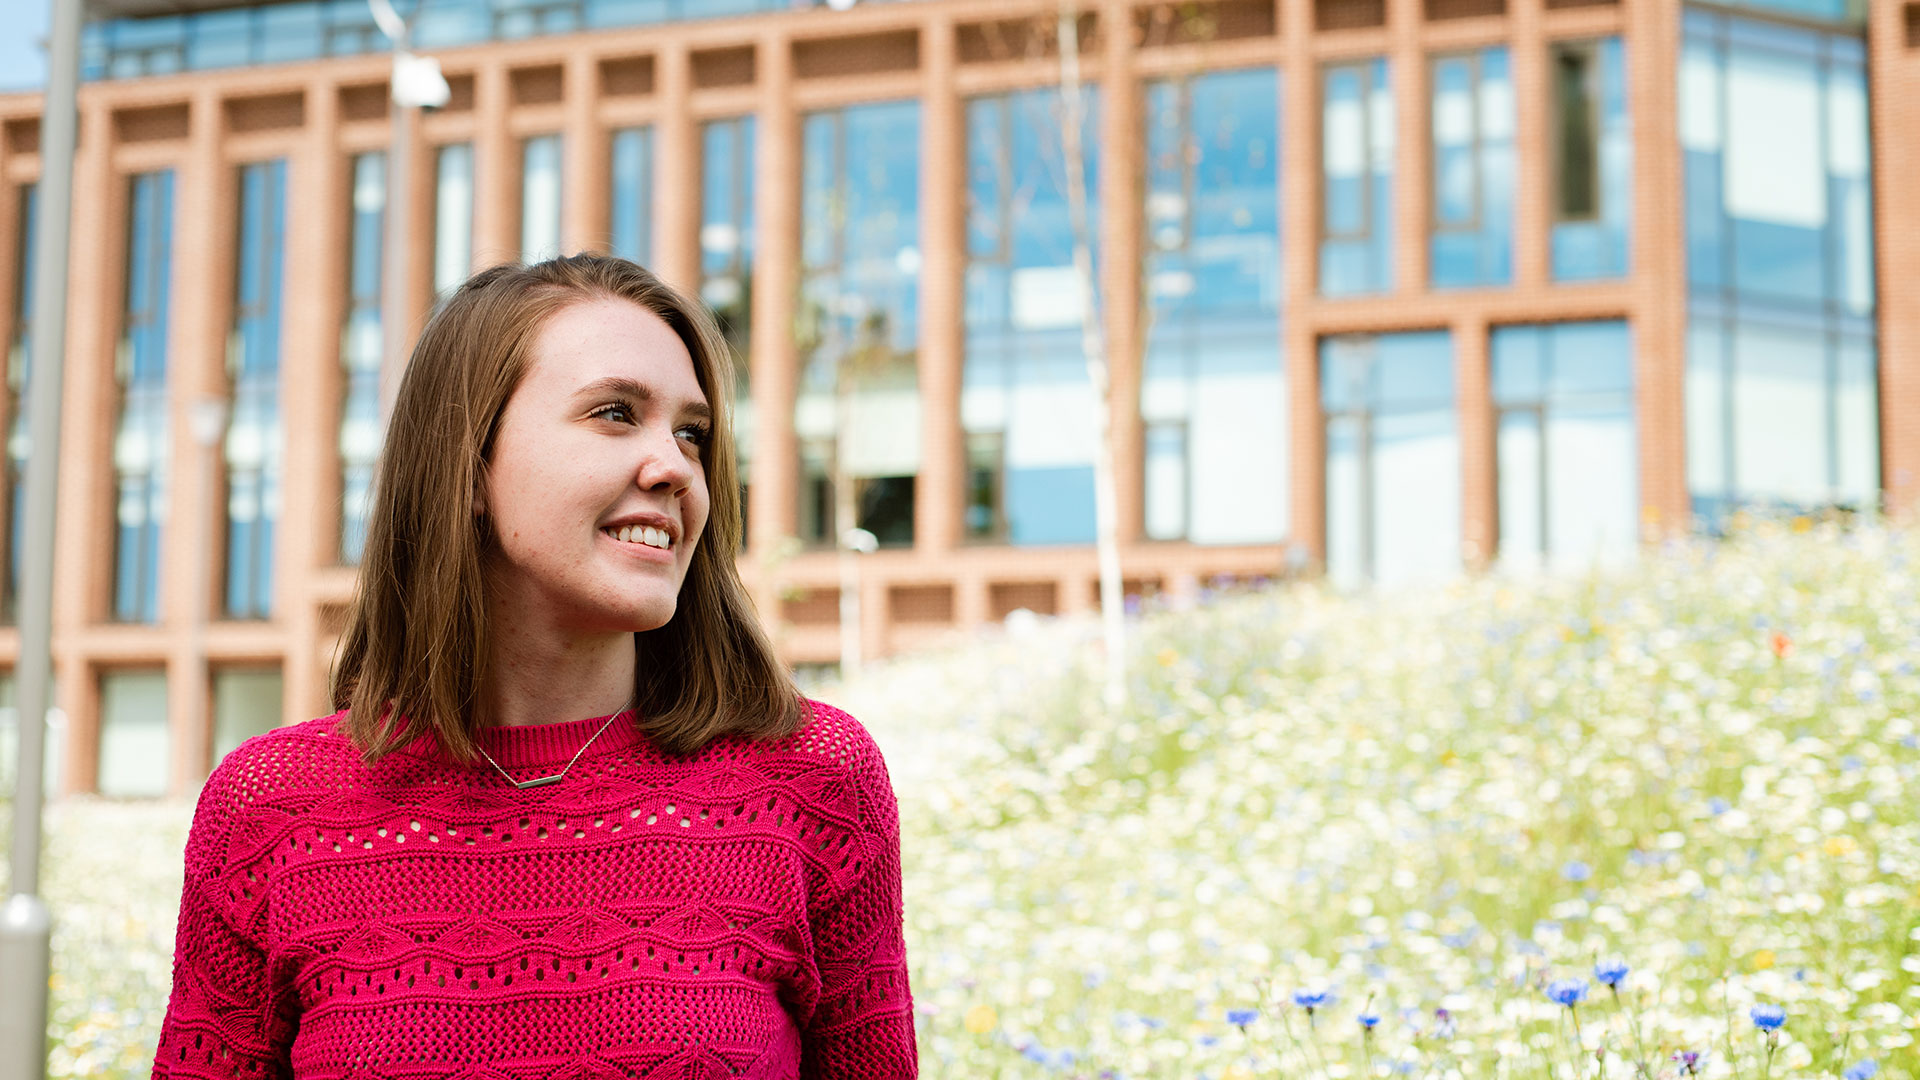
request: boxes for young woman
[153,254,917,1078]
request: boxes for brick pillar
[1871,0,1920,521]
[562,52,608,256]
[1282,0,1323,563]
[748,33,800,609]
[1511,0,1550,290]
[1625,0,1689,538]
[57,97,120,794]
[652,45,699,296]
[278,80,343,740]
[1456,312,1495,568]
[1388,0,1428,296]
[472,62,516,270]
[916,15,963,555]
[1101,0,1144,545]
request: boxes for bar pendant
[514,774,564,789]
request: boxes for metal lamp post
[837,526,877,681]
[0,0,84,1075]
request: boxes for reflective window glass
[114,171,173,624]
[521,134,563,262]
[98,669,168,798]
[1320,331,1458,589]
[340,152,384,565]
[1142,67,1285,545]
[433,143,475,297]
[1430,47,1513,289]
[1320,58,1393,296]
[610,127,653,265]
[226,159,286,620]
[964,88,1101,547]
[1492,321,1637,574]
[1550,38,1631,281]
[795,101,921,550]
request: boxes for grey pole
[1,0,84,1075]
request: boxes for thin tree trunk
[1057,4,1127,710]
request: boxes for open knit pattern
[152,697,917,1079]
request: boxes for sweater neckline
[468,708,644,769]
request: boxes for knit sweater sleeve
[798,707,919,1078]
[152,749,296,1080]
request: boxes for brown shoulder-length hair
[331,253,802,765]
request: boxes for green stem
[1609,985,1653,1080]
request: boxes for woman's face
[478,297,712,634]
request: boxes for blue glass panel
[227,159,286,617]
[1320,58,1392,297]
[258,4,324,64]
[609,128,651,265]
[185,10,251,70]
[585,0,672,29]
[1551,38,1631,281]
[965,87,1102,547]
[1005,465,1097,546]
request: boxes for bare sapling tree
[1051,2,1128,711]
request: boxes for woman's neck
[477,611,637,729]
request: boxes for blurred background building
[0,0,1914,797]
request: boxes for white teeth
[607,525,670,549]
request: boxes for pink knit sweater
[152,697,917,1079]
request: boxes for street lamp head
[392,51,450,109]
[839,527,878,554]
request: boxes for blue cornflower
[1843,1061,1878,1080]
[1593,957,1630,987]
[1562,860,1592,882]
[1359,1013,1381,1030]
[1749,1003,1787,1031]
[1671,1050,1704,1075]
[1292,989,1334,1011]
[1546,979,1589,1007]
[1708,797,1731,816]
[1226,1008,1258,1028]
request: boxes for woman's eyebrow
[574,375,712,421]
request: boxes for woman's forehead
[525,297,704,401]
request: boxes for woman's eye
[675,424,713,447]
[592,403,635,424]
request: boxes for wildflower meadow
[3,516,1916,1078]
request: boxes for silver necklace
[475,694,634,789]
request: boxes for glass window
[795,101,921,550]
[965,88,1102,546]
[609,127,652,265]
[701,116,755,526]
[1492,320,1637,574]
[1430,47,1513,289]
[1319,58,1393,296]
[226,159,287,620]
[257,3,323,65]
[340,152,384,565]
[1682,10,1877,521]
[4,184,35,625]
[433,143,475,297]
[0,672,65,800]
[114,171,173,624]
[521,134,563,262]
[98,669,168,798]
[1143,66,1285,545]
[1550,38,1631,281]
[212,666,282,765]
[1320,331,1458,589]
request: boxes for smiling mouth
[602,525,674,551]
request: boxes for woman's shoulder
[196,710,364,816]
